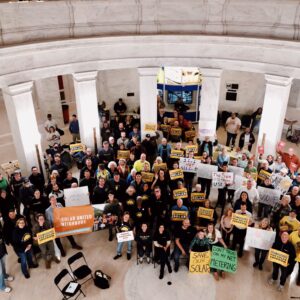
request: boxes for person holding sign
[233,192,253,214]
[197,200,218,229]
[220,208,234,247]
[197,135,218,157]
[113,212,134,261]
[279,210,300,233]
[206,223,227,280]
[135,223,152,264]
[32,214,60,269]
[289,227,300,285]
[153,224,172,279]
[268,232,296,292]
[173,219,196,272]
[231,203,252,257]
[189,230,210,252]
[252,218,273,271]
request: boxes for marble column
[199,68,222,137]
[138,67,159,139]
[258,75,292,156]
[73,71,100,151]
[2,82,44,176]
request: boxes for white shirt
[226,117,241,134]
[44,119,57,131]
[206,229,222,244]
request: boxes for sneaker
[108,235,113,242]
[174,266,179,273]
[258,265,263,271]
[29,264,38,269]
[24,273,30,279]
[5,276,14,282]
[268,278,275,285]
[146,257,151,264]
[159,272,164,279]
[72,244,83,250]
[277,285,284,292]
[168,265,172,274]
[53,257,61,264]
[113,254,122,260]
[253,262,258,268]
[139,257,143,264]
[60,249,66,257]
[127,253,131,260]
[4,287,12,293]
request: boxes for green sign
[210,246,237,273]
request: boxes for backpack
[94,270,111,289]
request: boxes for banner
[170,149,184,159]
[185,145,198,153]
[231,213,249,229]
[197,207,214,220]
[171,210,189,221]
[153,163,167,173]
[54,205,94,237]
[70,143,85,154]
[117,150,130,160]
[185,130,196,139]
[245,227,276,250]
[117,231,134,243]
[210,246,237,273]
[141,172,154,183]
[267,248,289,267]
[257,186,281,207]
[257,169,272,181]
[189,251,211,274]
[169,169,184,180]
[179,157,199,173]
[212,172,234,189]
[170,127,182,136]
[37,228,56,245]
[144,123,157,132]
[198,120,216,137]
[64,186,90,207]
[197,163,218,179]
[191,192,206,203]
[173,188,188,199]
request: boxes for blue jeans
[116,241,132,255]
[0,255,8,290]
[173,244,189,269]
[18,250,34,276]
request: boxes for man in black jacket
[238,127,255,152]
[268,231,296,292]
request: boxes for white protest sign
[271,174,292,194]
[64,186,90,207]
[117,231,134,243]
[179,158,200,173]
[245,227,276,250]
[198,120,216,137]
[212,172,234,189]
[257,186,282,207]
[197,163,218,179]
[228,175,248,191]
[228,166,245,178]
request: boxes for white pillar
[2,82,44,176]
[73,71,100,150]
[258,75,292,156]
[138,67,159,139]
[199,68,222,137]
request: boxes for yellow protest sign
[168,118,177,125]
[144,123,157,132]
[160,124,171,133]
[197,207,214,220]
[37,228,56,245]
[169,169,184,180]
[117,150,130,160]
[141,172,154,183]
[170,127,182,136]
[173,188,188,199]
[191,192,206,203]
[153,163,167,173]
[70,143,86,154]
[171,210,189,221]
[267,248,289,267]
[189,251,211,274]
[258,169,272,181]
[185,145,198,153]
[170,149,184,159]
[185,130,196,139]
[231,213,250,229]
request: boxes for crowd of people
[0,99,300,295]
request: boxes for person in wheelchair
[135,223,152,264]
